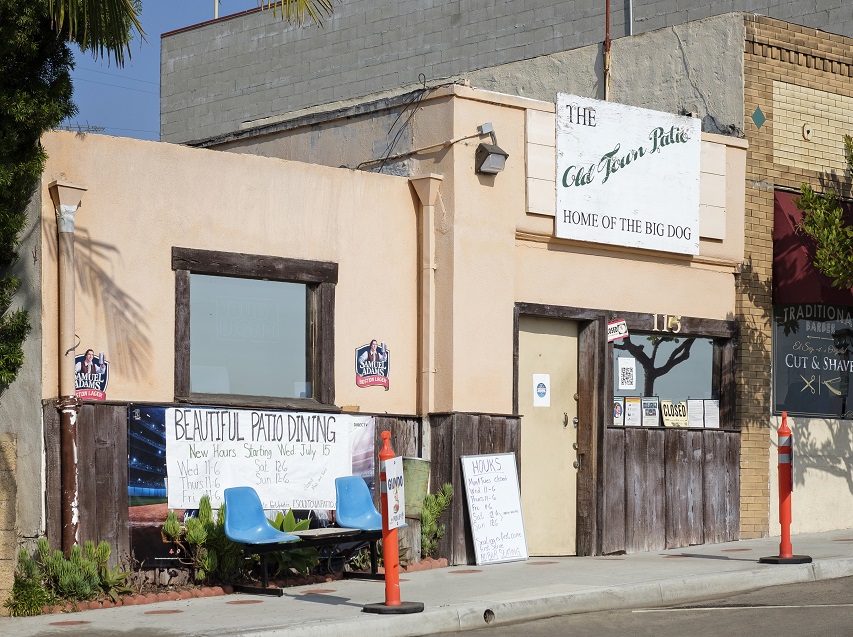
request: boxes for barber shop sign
[555,94,701,255]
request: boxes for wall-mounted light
[475,123,509,174]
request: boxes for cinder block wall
[0,434,17,613]
[161,1,853,144]
[738,15,853,538]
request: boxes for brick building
[739,17,853,537]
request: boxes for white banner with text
[165,407,373,510]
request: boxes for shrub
[161,494,244,584]
[421,483,453,558]
[3,537,131,614]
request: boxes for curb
[236,557,853,637]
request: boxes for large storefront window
[172,248,337,407]
[613,332,716,426]
[773,304,853,418]
[190,275,309,399]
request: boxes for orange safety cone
[760,412,812,565]
[362,431,424,614]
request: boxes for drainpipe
[409,175,443,419]
[48,180,86,555]
[604,0,612,100]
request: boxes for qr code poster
[618,357,636,390]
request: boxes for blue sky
[65,1,260,141]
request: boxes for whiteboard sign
[555,94,701,255]
[460,453,528,565]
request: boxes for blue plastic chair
[335,476,383,531]
[223,486,300,545]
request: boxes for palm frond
[263,0,338,26]
[47,0,144,66]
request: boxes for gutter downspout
[409,175,443,419]
[48,180,86,555]
[604,0,612,100]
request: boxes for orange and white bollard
[362,431,424,614]
[760,412,812,565]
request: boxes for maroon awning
[773,190,853,305]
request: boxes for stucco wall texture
[161,1,851,143]
[39,132,420,416]
[0,434,16,613]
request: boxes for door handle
[563,413,569,428]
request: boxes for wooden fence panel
[624,428,665,553]
[724,432,741,541]
[92,405,129,565]
[702,430,726,544]
[664,429,704,549]
[43,403,128,565]
[430,413,521,565]
[601,428,626,554]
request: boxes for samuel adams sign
[774,304,853,418]
[555,94,701,255]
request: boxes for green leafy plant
[346,542,409,572]
[0,0,144,390]
[421,483,453,558]
[99,564,133,603]
[796,133,853,289]
[4,537,131,614]
[161,494,244,584]
[268,510,319,576]
[3,550,56,617]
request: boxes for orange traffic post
[362,431,424,614]
[760,412,812,565]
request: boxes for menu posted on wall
[164,406,373,510]
[460,453,528,565]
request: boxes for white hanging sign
[555,94,701,255]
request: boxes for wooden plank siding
[664,429,704,548]
[43,404,61,552]
[43,402,129,566]
[430,413,521,565]
[625,428,666,552]
[602,427,740,554]
[43,396,738,565]
[601,428,626,554]
[44,404,423,567]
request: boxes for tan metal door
[518,316,578,555]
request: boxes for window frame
[172,247,337,410]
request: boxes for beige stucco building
[0,78,749,592]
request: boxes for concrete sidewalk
[5,529,853,637]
